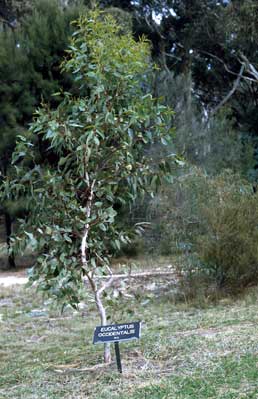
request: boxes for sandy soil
[0,276,28,287]
[0,268,28,287]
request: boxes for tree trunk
[81,179,111,363]
[95,285,111,363]
[4,211,16,268]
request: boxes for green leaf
[99,223,107,231]
[46,129,54,139]
[114,239,120,250]
[64,234,72,243]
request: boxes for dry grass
[1,267,258,398]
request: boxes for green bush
[196,173,258,289]
[145,168,258,291]
[146,167,210,256]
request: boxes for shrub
[145,168,258,291]
[145,167,210,256]
[196,172,258,289]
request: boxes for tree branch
[209,64,245,120]
[84,270,177,283]
[197,49,257,83]
[143,14,165,40]
[239,54,258,81]
[197,49,240,77]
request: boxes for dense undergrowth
[122,168,258,294]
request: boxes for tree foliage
[0,0,82,175]
[3,11,174,307]
[98,0,258,175]
[0,0,84,267]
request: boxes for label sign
[93,321,141,344]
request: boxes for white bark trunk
[94,276,114,363]
[95,288,110,363]
[80,179,112,363]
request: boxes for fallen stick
[84,271,178,283]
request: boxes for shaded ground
[1,277,258,398]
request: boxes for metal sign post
[114,342,122,373]
[93,321,141,374]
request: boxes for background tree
[2,1,257,177]
[92,0,258,179]
[0,0,84,267]
[3,10,174,362]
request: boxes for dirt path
[0,269,28,287]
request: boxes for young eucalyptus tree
[3,11,174,362]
